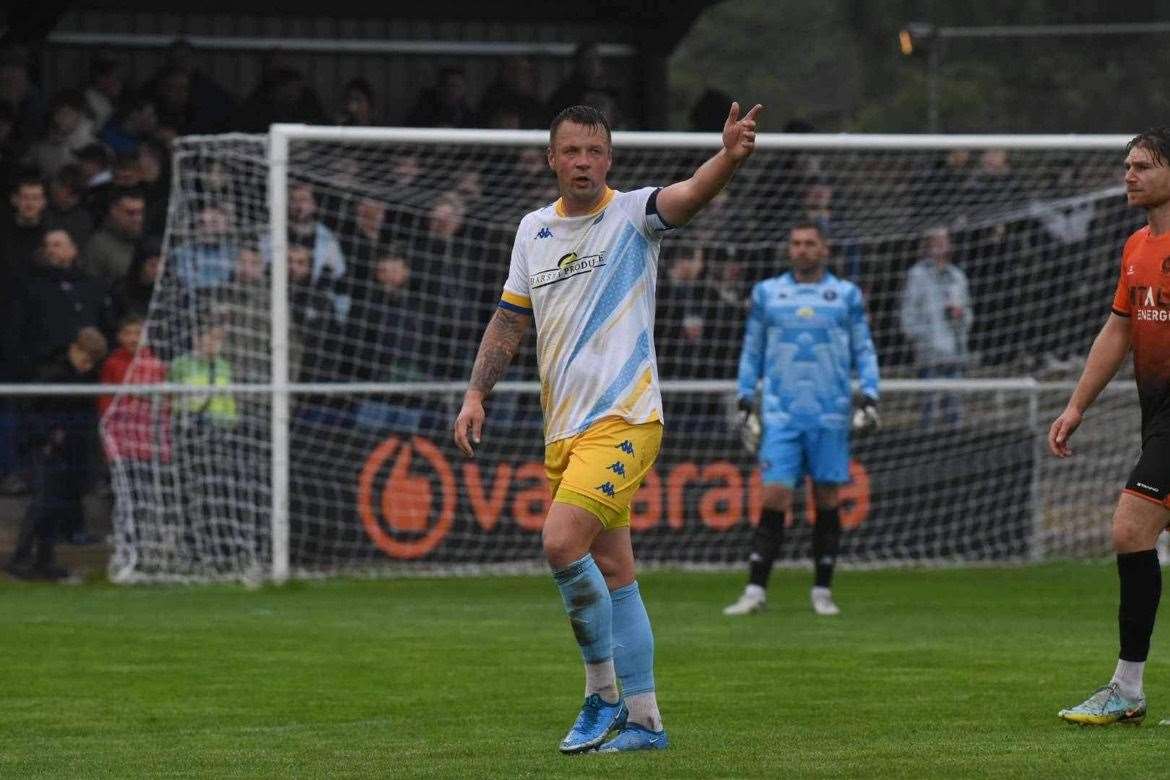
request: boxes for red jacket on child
[99,346,171,462]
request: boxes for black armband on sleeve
[646,188,675,232]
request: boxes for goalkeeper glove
[736,397,761,454]
[852,394,880,433]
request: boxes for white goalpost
[99,125,1141,583]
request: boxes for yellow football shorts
[544,416,663,530]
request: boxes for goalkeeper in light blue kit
[724,222,880,617]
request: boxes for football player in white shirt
[454,102,761,753]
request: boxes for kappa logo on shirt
[536,227,554,239]
[1162,256,1170,274]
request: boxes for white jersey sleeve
[620,186,675,242]
[499,215,534,315]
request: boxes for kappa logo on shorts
[608,461,626,477]
[597,481,617,497]
[615,440,635,455]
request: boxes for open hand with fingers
[1048,406,1083,457]
[453,394,485,457]
[723,102,764,162]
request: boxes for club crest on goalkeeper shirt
[498,187,673,444]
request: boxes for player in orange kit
[1054,129,1170,725]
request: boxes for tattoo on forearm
[469,309,529,395]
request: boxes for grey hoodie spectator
[900,226,973,427]
[899,226,973,370]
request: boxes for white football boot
[723,585,766,616]
[810,586,840,616]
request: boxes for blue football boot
[1058,682,1146,726]
[558,694,627,754]
[597,722,669,752]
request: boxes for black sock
[813,506,841,589]
[748,509,785,589]
[1118,549,1161,662]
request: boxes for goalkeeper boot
[810,586,840,616]
[559,693,627,754]
[1058,682,1146,726]
[597,722,669,753]
[723,585,766,616]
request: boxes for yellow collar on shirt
[555,187,615,218]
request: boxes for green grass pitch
[2,563,1167,777]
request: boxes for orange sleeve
[1111,236,1135,317]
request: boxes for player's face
[1124,146,1170,209]
[548,121,612,207]
[788,228,828,273]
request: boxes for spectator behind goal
[81,187,146,288]
[99,312,169,463]
[899,225,973,427]
[4,327,108,581]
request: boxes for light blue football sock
[552,553,613,664]
[611,580,655,696]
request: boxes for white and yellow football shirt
[499,186,673,444]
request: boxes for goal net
[104,127,1142,583]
